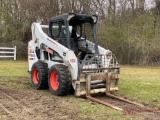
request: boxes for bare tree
[155,0,160,15]
[128,0,135,15]
[136,0,145,13]
[108,0,116,24]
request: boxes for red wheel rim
[33,68,39,84]
[50,71,59,90]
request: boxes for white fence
[0,46,16,60]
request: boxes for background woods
[0,0,160,65]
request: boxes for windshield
[70,22,95,53]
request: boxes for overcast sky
[145,0,155,9]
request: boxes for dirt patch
[0,76,160,120]
[0,86,91,120]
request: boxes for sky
[145,0,156,9]
[116,0,156,11]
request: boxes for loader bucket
[74,54,120,96]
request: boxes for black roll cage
[48,13,99,54]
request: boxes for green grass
[118,66,160,108]
[0,61,30,89]
[0,60,29,77]
[1,61,160,120]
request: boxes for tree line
[0,0,160,65]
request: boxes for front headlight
[106,52,112,59]
[92,15,98,23]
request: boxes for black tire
[31,61,48,89]
[48,64,71,96]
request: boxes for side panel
[29,23,79,80]
[28,40,38,72]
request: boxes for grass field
[119,66,160,108]
[0,60,160,120]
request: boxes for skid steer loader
[28,13,120,97]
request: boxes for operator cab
[49,13,99,61]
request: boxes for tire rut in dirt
[0,88,31,120]
[0,91,27,109]
[0,86,54,120]
[48,64,72,96]
[0,85,89,120]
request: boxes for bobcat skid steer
[28,13,120,100]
